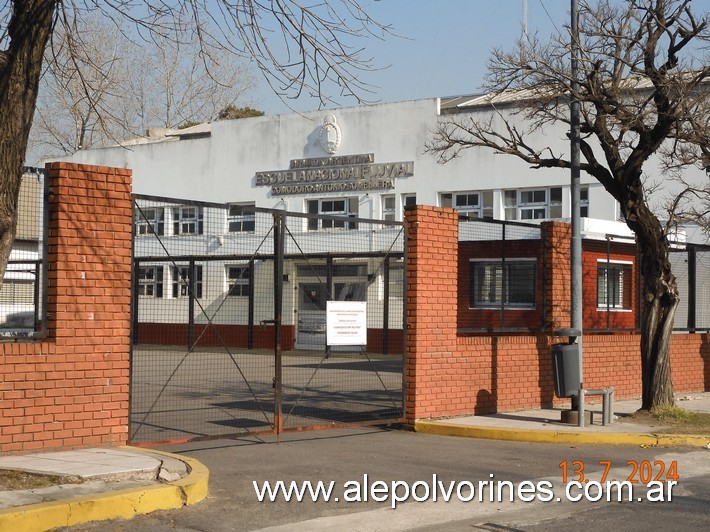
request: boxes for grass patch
[0,470,84,491]
[630,406,710,434]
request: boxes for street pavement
[1,393,709,531]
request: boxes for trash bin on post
[552,328,581,398]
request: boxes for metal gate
[129,196,406,444]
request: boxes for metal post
[688,245,696,332]
[570,0,584,390]
[383,256,390,355]
[187,260,196,350]
[273,213,285,437]
[248,259,255,349]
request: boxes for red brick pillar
[404,205,459,423]
[542,221,572,331]
[46,162,133,447]
[0,163,133,453]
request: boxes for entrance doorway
[295,263,368,350]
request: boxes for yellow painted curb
[0,447,209,532]
[415,420,710,448]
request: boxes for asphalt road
[59,428,710,531]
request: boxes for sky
[251,0,574,115]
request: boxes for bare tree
[0,0,391,295]
[427,0,710,409]
[29,16,258,160]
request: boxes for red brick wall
[583,240,638,330]
[404,206,459,420]
[0,163,132,452]
[404,207,710,422]
[458,240,545,330]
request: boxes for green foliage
[217,105,264,120]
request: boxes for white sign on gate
[326,301,367,346]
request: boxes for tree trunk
[639,272,678,410]
[633,211,679,410]
[0,2,56,284]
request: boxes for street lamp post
[570,0,584,401]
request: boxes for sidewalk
[0,393,708,531]
[0,447,208,532]
[417,392,710,447]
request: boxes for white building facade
[55,97,619,224]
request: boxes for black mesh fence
[129,196,405,443]
[671,243,710,332]
[0,167,48,339]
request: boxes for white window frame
[580,186,589,217]
[382,195,396,221]
[228,203,255,233]
[597,259,632,311]
[504,188,562,220]
[226,265,251,297]
[306,197,358,230]
[171,264,203,299]
[173,206,203,235]
[135,207,164,236]
[441,191,493,219]
[137,265,163,298]
[469,258,537,309]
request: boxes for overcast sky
[252,0,573,115]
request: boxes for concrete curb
[415,420,710,448]
[0,447,208,532]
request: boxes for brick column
[542,221,572,331]
[404,205,459,423]
[0,163,132,452]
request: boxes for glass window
[171,265,203,298]
[382,195,396,221]
[306,198,358,230]
[388,264,404,299]
[173,206,203,235]
[580,187,589,217]
[441,191,493,219]
[135,207,164,236]
[470,260,536,308]
[227,265,251,297]
[402,194,417,207]
[505,188,563,220]
[138,266,163,298]
[228,203,255,232]
[597,262,632,309]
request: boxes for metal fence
[671,243,710,332]
[458,216,546,333]
[0,167,48,339]
[130,195,406,443]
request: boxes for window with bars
[470,259,536,308]
[135,207,165,236]
[137,266,163,298]
[597,261,632,309]
[226,265,251,297]
[171,265,203,298]
[228,203,255,232]
[0,279,34,305]
[173,206,203,235]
